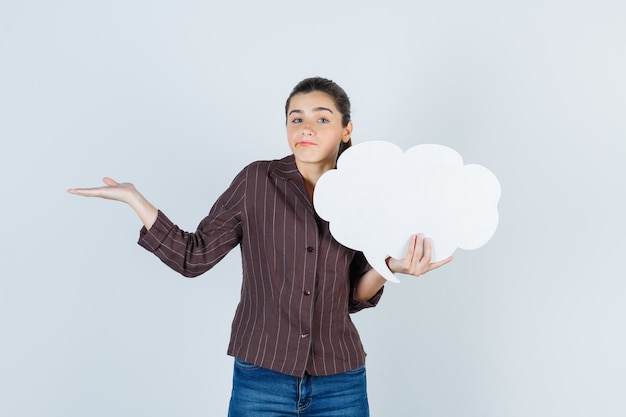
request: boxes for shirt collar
[269,154,315,209]
[268,154,302,182]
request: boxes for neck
[295,160,335,200]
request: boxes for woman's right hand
[67,177,138,204]
[67,177,158,229]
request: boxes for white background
[1,1,625,416]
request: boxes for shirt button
[304,290,311,296]
[306,246,315,253]
[301,333,309,338]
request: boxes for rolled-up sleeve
[137,169,246,277]
[348,251,384,313]
[138,210,176,252]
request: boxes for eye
[318,117,330,123]
[291,117,302,124]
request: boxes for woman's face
[286,91,352,172]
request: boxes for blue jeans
[228,358,370,417]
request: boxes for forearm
[126,190,158,230]
[354,268,387,302]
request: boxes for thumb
[103,177,119,186]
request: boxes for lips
[298,141,316,146]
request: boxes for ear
[342,121,353,142]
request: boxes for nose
[301,121,314,136]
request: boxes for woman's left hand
[386,234,453,277]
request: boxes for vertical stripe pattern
[138,155,383,377]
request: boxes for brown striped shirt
[137,154,383,377]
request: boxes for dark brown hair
[285,77,352,157]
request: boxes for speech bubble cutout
[314,141,501,282]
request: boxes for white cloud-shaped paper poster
[314,141,501,283]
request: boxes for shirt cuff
[349,286,384,313]
[138,210,174,252]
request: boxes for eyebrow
[288,107,334,116]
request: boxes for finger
[404,234,425,275]
[415,233,424,262]
[421,237,433,263]
[68,182,116,195]
[404,234,417,264]
[67,188,95,196]
[103,177,119,186]
[413,233,425,265]
[424,256,454,273]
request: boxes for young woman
[68,77,452,416]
